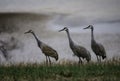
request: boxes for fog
[0,0,120,64]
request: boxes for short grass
[0,58,120,81]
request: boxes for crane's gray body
[91,40,106,58]
[70,43,91,62]
[24,30,58,64]
[59,27,91,63]
[84,25,106,62]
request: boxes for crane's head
[24,30,33,34]
[58,27,68,32]
[83,25,94,30]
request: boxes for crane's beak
[83,26,89,29]
[58,28,65,32]
[24,31,29,34]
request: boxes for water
[0,13,120,64]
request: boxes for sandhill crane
[59,27,91,64]
[84,25,106,62]
[0,45,8,60]
[24,30,58,64]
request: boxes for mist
[0,13,55,64]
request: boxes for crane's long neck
[66,30,74,47]
[31,32,42,46]
[91,28,96,43]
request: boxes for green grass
[0,59,120,81]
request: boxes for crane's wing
[98,43,106,55]
[73,45,89,57]
[41,43,58,57]
[92,42,106,56]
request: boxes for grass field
[0,58,120,81]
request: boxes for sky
[0,0,120,27]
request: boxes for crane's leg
[78,57,82,64]
[99,56,101,63]
[96,55,99,62]
[86,58,90,63]
[46,56,48,65]
[97,56,101,63]
[48,56,51,65]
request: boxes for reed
[0,57,120,81]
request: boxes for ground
[0,58,120,81]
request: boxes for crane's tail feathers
[102,56,106,59]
